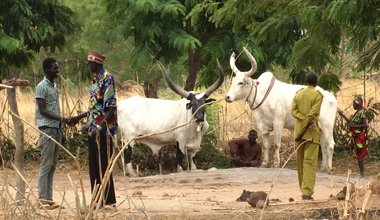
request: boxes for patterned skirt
[350,128,368,160]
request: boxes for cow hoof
[320,169,332,175]
[272,164,280,168]
[260,164,269,168]
[124,170,138,177]
[125,173,136,177]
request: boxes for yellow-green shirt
[291,86,323,144]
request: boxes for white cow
[225,47,337,172]
[118,62,224,176]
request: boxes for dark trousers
[88,132,116,206]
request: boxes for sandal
[49,202,63,209]
[102,204,116,210]
[38,203,51,209]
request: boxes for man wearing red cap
[349,96,368,177]
[74,51,117,208]
[87,52,106,64]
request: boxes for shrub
[194,103,232,169]
[0,131,40,166]
[63,128,89,165]
[194,138,231,169]
[130,142,158,175]
[0,131,15,166]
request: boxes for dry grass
[0,77,378,146]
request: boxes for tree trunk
[143,81,159,98]
[7,87,25,201]
[184,48,201,91]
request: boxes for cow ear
[186,102,192,109]
[206,98,216,103]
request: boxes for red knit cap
[87,51,106,64]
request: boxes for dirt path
[2,167,379,219]
[117,167,345,219]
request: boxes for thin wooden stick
[359,186,372,220]
[259,140,308,220]
[8,109,76,159]
[0,83,14,89]
[0,95,9,125]
[56,189,66,219]
[10,163,55,219]
[343,169,352,219]
[68,174,82,219]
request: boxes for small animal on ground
[248,191,269,208]
[236,189,253,202]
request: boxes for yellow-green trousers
[296,141,319,196]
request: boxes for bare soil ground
[1,161,379,220]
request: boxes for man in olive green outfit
[291,72,323,200]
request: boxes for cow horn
[229,47,257,77]
[229,49,239,75]
[243,47,257,76]
[204,59,225,97]
[157,61,190,99]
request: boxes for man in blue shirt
[35,57,75,209]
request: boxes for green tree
[0,0,78,76]
[31,0,134,85]
[0,0,78,201]
[105,0,235,97]
[209,0,379,91]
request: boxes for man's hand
[88,126,98,136]
[308,122,315,130]
[62,117,74,126]
[61,116,80,126]
[68,115,83,125]
[295,135,302,142]
[243,160,251,166]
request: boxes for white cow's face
[226,73,255,102]
[186,92,207,122]
[225,47,258,102]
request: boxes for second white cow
[225,47,337,172]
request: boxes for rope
[250,76,275,110]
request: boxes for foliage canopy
[0,0,79,78]
[209,0,379,89]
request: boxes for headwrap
[87,51,106,64]
[354,97,363,108]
